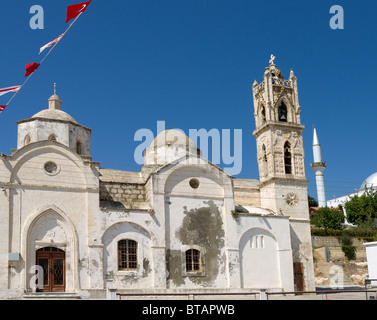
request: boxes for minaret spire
[311,128,327,207]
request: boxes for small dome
[360,172,377,190]
[32,109,78,124]
[151,129,197,150]
[31,87,78,124]
[144,130,199,166]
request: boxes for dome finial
[48,84,62,110]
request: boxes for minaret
[311,128,327,207]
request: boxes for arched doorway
[36,247,66,292]
[239,228,281,289]
[24,207,78,293]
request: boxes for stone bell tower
[252,55,307,218]
[252,55,315,291]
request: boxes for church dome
[144,129,199,166]
[31,85,78,124]
[151,129,197,150]
[31,108,78,124]
[360,172,377,190]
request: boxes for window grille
[118,240,138,271]
[186,249,201,272]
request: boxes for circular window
[44,161,58,174]
[189,178,200,189]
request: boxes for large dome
[360,172,377,190]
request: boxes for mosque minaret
[311,128,327,207]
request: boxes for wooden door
[294,262,305,292]
[36,247,66,293]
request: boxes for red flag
[25,62,40,77]
[65,0,92,23]
[0,105,7,113]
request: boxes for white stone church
[0,59,315,299]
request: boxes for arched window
[284,142,292,174]
[262,145,267,163]
[24,134,31,146]
[260,106,266,125]
[186,249,201,272]
[76,141,82,155]
[278,102,288,122]
[48,134,57,142]
[118,239,138,271]
[262,144,268,176]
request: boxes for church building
[0,58,315,299]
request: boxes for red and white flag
[0,105,7,113]
[66,0,92,23]
[39,34,64,54]
[0,85,21,97]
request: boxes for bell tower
[252,56,315,292]
[252,55,308,218]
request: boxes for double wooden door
[36,247,66,292]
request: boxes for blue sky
[0,0,375,201]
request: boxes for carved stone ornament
[284,193,299,207]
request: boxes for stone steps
[23,292,82,300]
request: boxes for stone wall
[99,182,150,210]
[312,236,366,248]
[313,236,368,286]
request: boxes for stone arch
[276,97,295,123]
[48,134,57,142]
[239,228,281,289]
[24,134,31,146]
[163,164,225,197]
[258,103,267,127]
[10,143,90,188]
[22,206,79,293]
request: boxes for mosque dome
[360,172,377,190]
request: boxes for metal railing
[115,289,377,301]
[266,289,377,300]
[116,291,260,300]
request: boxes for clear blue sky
[0,0,375,201]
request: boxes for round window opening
[189,178,200,189]
[44,161,58,174]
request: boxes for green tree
[344,187,377,228]
[310,207,345,233]
[308,195,318,208]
